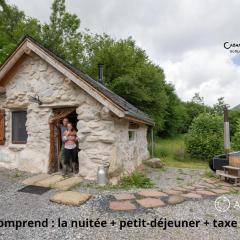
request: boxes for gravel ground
[1,168,240,240]
[144,166,208,190]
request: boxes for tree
[0,0,41,63]
[80,33,170,132]
[160,84,187,136]
[229,109,240,137]
[183,101,211,133]
[41,0,84,64]
[192,92,204,105]
[213,97,229,115]
[185,113,224,160]
[0,0,190,136]
[232,119,240,151]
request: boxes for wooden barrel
[229,152,240,167]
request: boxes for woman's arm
[62,130,68,142]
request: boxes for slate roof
[3,35,154,126]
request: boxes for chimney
[98,63,104,84]
[224,105,230,155]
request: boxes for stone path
[21,173,83,190]
[21,172,240,209]
[109,178,239,211]
[49,191,91,206]
[21,173,90,206]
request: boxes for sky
[7,0,240,107]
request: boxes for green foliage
[232,119,240,151]
[185,113,224,160]
[213,97,229,115]
[229,109,240,137]
[153,135,207,168]
[41,0,84,64]
[157,148,169,158]
[182,102,204,133]
[0,0,231,139]
[0,0,173,133]
[118,171,154,189]
[191,92,204,105]
[160,84,187,136]
[80,33,169,132]
[0,0,41,62]
[181,93,212,133]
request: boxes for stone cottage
[0,36,154,181]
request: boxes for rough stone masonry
[0,52,149,181]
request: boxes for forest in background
[1,0,240,140]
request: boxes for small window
[12,111,28,144]
[128,131,135,141]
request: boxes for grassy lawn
[151,135,208,169]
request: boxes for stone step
[34,175,64,188]
[50,191,91,206]
[53,177,83,190]
[22,173,50,185]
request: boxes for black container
[209,154,229,171]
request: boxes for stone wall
[0,53,150,179]
[76,105,116,180]
[113,119,149,176]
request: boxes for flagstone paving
[50,191,91,206]
[164,189,183,195]
[34,174,64,187]
[22,173,83,190]
[181,192,203,199]
[113,193,136,200]
[107,178,240,211]
[22,173,50,185]
[136,198,165,208]
[138,190,168,197]
[182,185,195,190]
[109,200,136,211]
[53,176,83,190]
[167,195,185,205]
[2,167,240,240]
[172,186,188,192]
[20,171,240,211]
[195,190,216,196]
[210,188,231,194]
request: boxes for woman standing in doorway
[62,123,78,175]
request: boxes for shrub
[232,120,240,151]
[119,171,154,189]
[229,109,240,137]
[185,113,224,161]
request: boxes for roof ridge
[2,34,154,126]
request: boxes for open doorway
[58,110,79,173]
[49,107,78,173]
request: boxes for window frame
[11,110,28,144]
[128,130,136,142]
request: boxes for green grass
[151,135,208,169]
[72,171,155,191]
[118,171,154,189]
[203,170,218,179]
